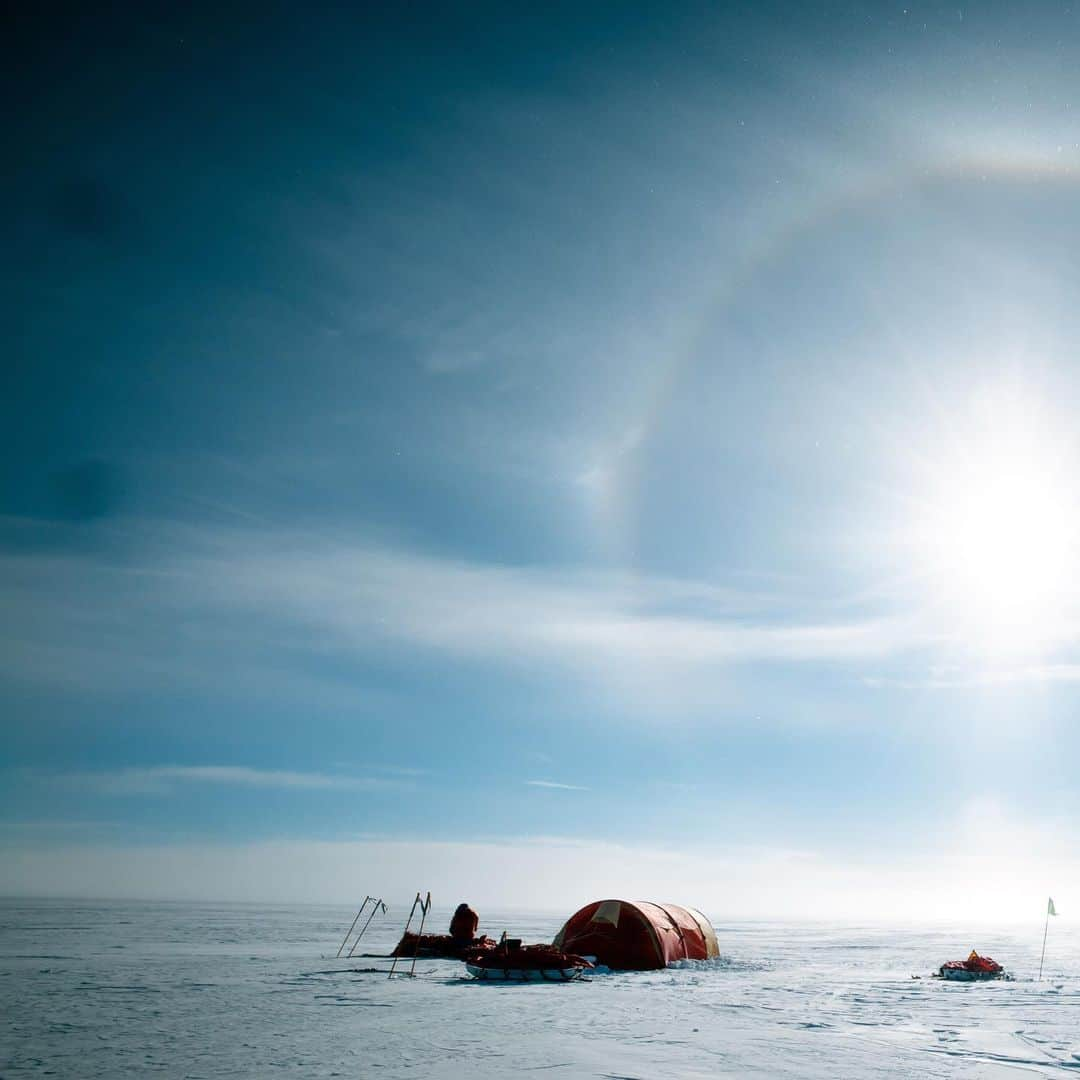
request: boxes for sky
[4,2,1080,920]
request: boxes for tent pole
[347,897,386,957]
[388,893,422,979]
[1038,906,1050,981]
[409,892,432,977]
[336,897,371,958]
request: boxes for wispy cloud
[525,779,590,791]
[0,820,125,834]
[864,663,1080,690]
[57,765,404,797]
[0,521,923,716]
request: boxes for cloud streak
[55,765,403,797]
[525,779,590,791]
[0,521,923,716]
[864,662,1080,690]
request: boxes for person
[449,902,479,943]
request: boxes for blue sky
[5,3,1080,917]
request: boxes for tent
[553,899,719,970]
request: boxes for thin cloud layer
[6,3,1080,907]
[59,765,402,797]
[0,523,919,714]
[4,816,1073,922]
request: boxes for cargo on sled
[391,931,497,960]
[935,950,1008,981]
[465,940,594,982]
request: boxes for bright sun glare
[911,387,1079,655]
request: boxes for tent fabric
[685,906,720,959]
[553,899,720,971]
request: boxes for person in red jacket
[449,902,479,943]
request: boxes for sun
[924,451,1072,630]
[907,385,1079,656]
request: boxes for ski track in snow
[2,899,1079,1077]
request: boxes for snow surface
[3,899,1080,1077]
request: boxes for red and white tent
[553,899,719,970]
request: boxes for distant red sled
[935,951,1007,981]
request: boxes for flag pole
[1038,901,1050,982]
